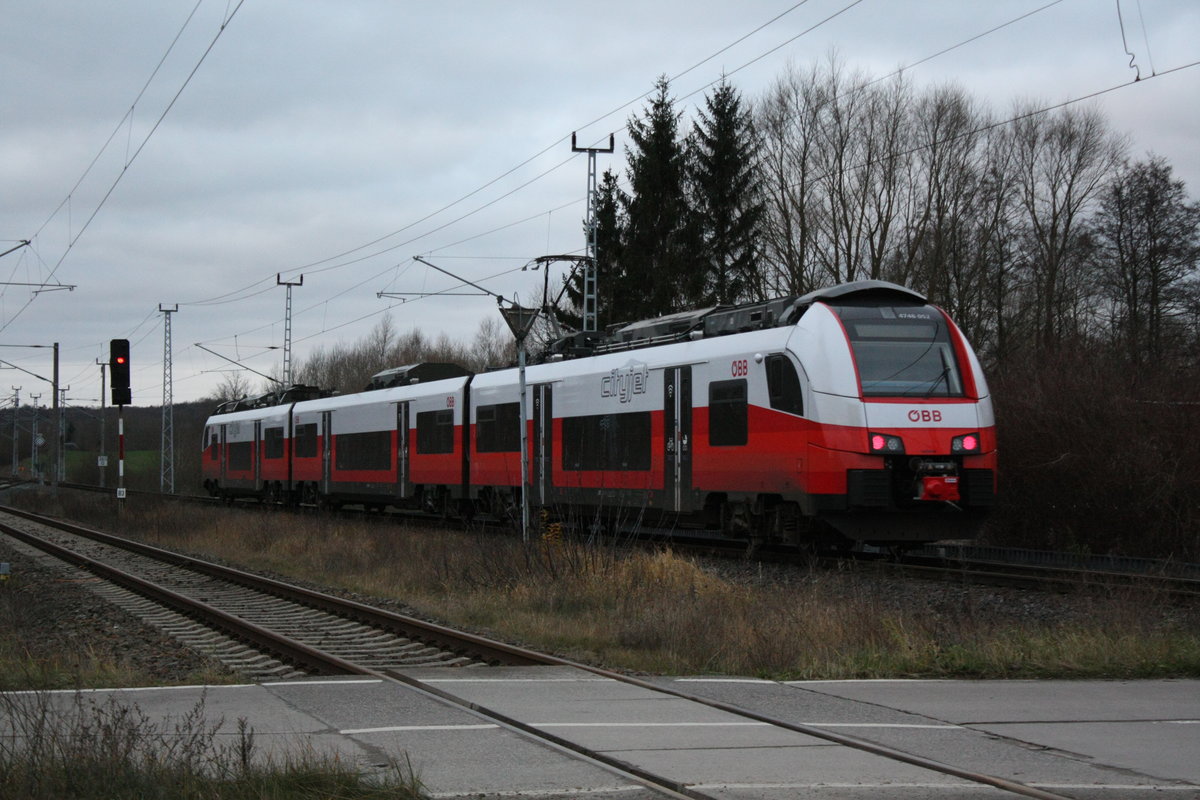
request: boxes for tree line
[559,60,1200,559]
[575,59,1200,376]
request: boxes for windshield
[832,304,964,397]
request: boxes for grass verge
[11,490,1200,680]
[0,690,425,799]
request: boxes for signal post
[109,339,130,504]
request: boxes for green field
[19,449,163,489]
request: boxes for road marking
[418,677,612,683]
[785,679,953,684]
[262,679,382,686]
[809,722,961,729]
[428,787,648,798]
[341,724,500,734]
[532,721,770,727]
[674,678,776,684]
[3,683,255,695]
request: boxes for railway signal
[109,338,130,505]
[109,339,131,406]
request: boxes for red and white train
[202,281,996,547]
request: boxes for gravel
[0,539,235,687]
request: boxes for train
[201,280,996,549]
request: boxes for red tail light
[951,433,981,454]
[869,432,904,454]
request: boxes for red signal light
[109,338,131,405]
[961,434,978,451]
[870,434,887,451]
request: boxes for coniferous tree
[620,75,699,317]
[688,78,765,305]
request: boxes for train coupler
[917,474,960,502]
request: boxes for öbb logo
[908,409,943,423]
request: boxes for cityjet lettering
[601,364,648,403]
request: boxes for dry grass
[13,491,1200,680]
[0,691,426,799]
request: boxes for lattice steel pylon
[277,273,303,387]
[571,133,614,334]
[159,304,178,493]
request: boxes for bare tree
[756,63,827,296]
[1094,155,1200,363]
[1009,103,1126,353]
[755,57,912,293]
[466,315,517,371]
[209,371,253,403]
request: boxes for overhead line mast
[278,274,303,387]
[160,304,178,494]
[571,133,614,334]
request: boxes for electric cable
[0,1,246,335]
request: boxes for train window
[709,380,748,446]
[832,305,965,397]
[336,430,392,471]
[263,427,285,459]
[208,431,219,461]
[476,402,521,453]
[227,441,253,471]
[766,355,804,416]
[562,411,651,471]
[416,409,455,454]
[294,423,318,458]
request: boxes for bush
[989,350,1200,560]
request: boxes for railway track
[32,479,1200,599]
[0,502,1086,799]
[0,504,549,678]
[890,549,1200,598]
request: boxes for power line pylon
[159,304,178,493]
[571,132,614,334]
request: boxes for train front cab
[792,285,996,544]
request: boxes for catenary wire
[176,2,822,307]
[0,1,247,337]
[151,1,1133,386]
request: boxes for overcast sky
[2,0,1197,406]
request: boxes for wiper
[924,347,952,398]
[924,367,949,397]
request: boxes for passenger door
[321,411,333,495]
[253,420,262,491]
[531,384,553,505]
[396,402,410,497]
[664,366,692,512]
